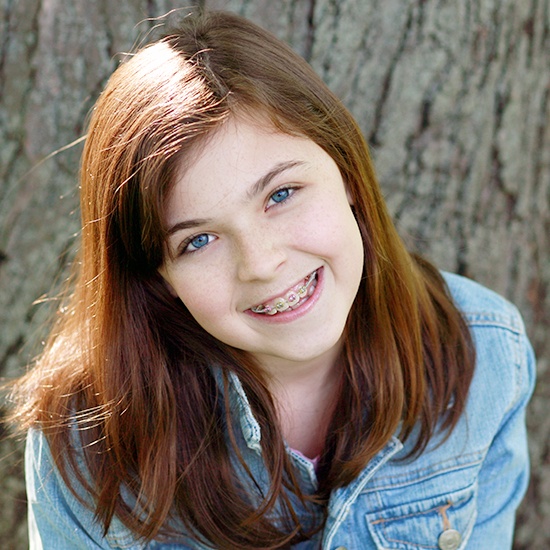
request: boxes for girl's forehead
[173,115,310,191]
[163,116,334,223]
[172,112,270,179]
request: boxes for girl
[10,10,535,550]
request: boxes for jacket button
[438,529,462,550]
[334,547,347,550]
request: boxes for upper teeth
[251,271,317,315]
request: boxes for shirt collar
[212,367,262,453]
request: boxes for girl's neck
[265,349,343,459]
[256,335,344,389]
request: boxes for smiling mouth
[250,270,318,315]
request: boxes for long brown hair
[9,10,475,548]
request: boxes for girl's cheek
[177,267,227,313]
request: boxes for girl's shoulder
[339,272,536,549]
[26,428,199,549]
[442,271,524,331]
[442,270,535,421]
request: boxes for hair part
[8,10,475,548]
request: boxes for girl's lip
[245,267,324,323]
[249,269,318,312]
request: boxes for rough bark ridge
[1,0,549,548]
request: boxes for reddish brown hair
[9,10,474,548]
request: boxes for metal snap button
[438,528,462,550]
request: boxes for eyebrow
[167,160,306,236]
[246,160,306,200]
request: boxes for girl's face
[160,115,364,375]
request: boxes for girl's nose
[235,226,286,282]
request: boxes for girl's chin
[247,334,345,372]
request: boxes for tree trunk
[1,0,548,548]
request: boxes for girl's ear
[346,187,354,206]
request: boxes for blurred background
[1,0,548,547]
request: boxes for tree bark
[1,0,548,548]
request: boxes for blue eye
[267,186,297,208]
[271,188,290,203]
[184,233,214,253]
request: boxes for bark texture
[1,0,549,548]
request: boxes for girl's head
[159,113,365,372]
[80,10,403,368]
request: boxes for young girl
[10,10,535,550]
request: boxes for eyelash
[177,186,299,256]
[179,233,216,256]
[266,185,298,209]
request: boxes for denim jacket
[26,273,536,549]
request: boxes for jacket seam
[361,453,485,493]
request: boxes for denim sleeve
[468,325,536,547]
[26,430,202,549]
[26,428,112,549]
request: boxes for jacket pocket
[365,484,477,550]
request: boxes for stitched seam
[370,494,473,549]
[465,318,521,332]
[501,328,524,420]
[371,502,446,524]
[362,449,486,492]
[374,504,444,549]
